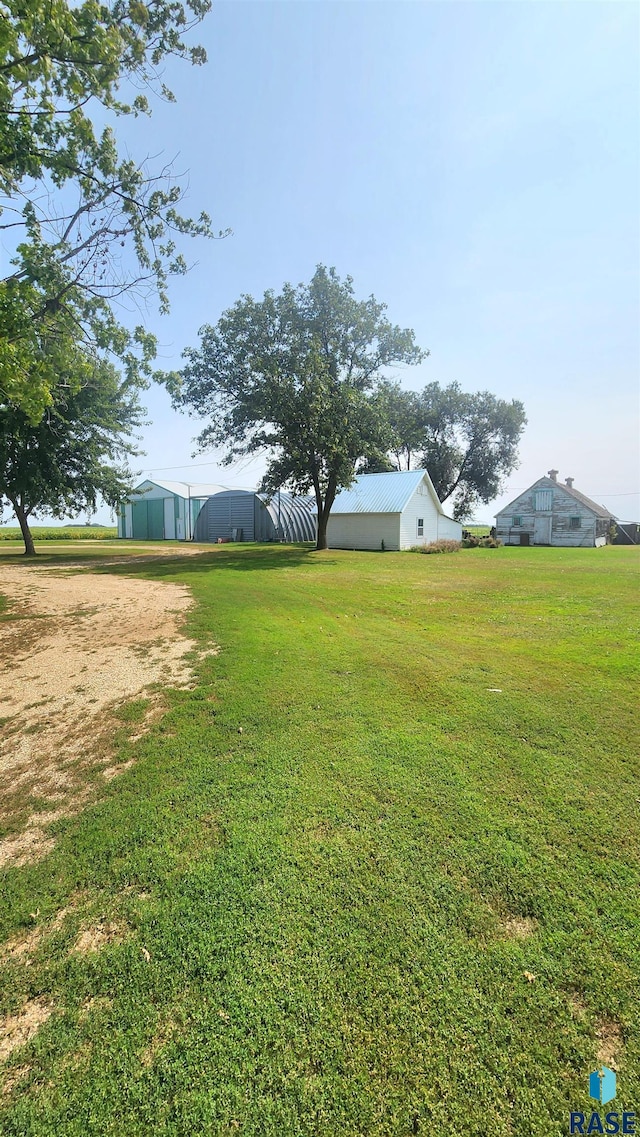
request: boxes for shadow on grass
[0,542,339,578]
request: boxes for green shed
[118,479,229,541]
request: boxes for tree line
[179,266,526,549]
[1,4,526,554]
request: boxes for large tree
[1,0,220,419]
[0,355,143,555]
[381,381,526,519]
[179,266,424,549]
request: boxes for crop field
[0,542,638,1135]
[0,527,117,542]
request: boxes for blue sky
[34,1,640,523]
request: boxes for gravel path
[0,561,200,867]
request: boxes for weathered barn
[326,470,462,551]
[495,471,615,547]
[193,489,316,543]
[118,479,229,541]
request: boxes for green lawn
[1,544,638,1135]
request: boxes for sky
[18,0,640,524]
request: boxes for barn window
[535,490,553,511]
[417,518,424,537]
[513,516,523,526]
[570,516,581,529]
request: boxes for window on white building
[570,516,581,529]
[513,516,523,526]
[417,518,424,537]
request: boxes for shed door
[164,497,175,540]
[147,499,164,539]
[131,500,148,539]
[533,515,552,545]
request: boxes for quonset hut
[193,490,316,543]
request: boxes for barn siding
[327,513,401,551]
[399,483,439,548]
[437,514,463,541]
[495,479,607,547]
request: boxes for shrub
[462,535,501,549]
[410,539,461,554]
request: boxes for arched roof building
[193,490,316,544]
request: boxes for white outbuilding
[327,470,462,551]
[117,479,229,541]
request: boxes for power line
[141,461,221,471]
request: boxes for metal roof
[137,478,231,498]
[330,470,442,515]
[257,492,316,542]
[560,482,616,519]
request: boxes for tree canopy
[0,353,143,554]
[381,381,527,519]
[179,266,425,549]
[1,0,219,420]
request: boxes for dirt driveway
[0,553,206,867]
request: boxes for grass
[463,525,490,537]
[0,543,638,1135]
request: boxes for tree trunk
[314,477,337,551]
[14,502,36,556]
[316,512,329,551]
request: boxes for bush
[462,535,501,549]
[410,539,461,554]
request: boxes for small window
[570,516,581,529]
[417,518,424,537]
[513,516,523,526]
[535,490,553,511]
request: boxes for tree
[0,354,143,555]
[417,383,526,519]
[179,266,425,549]
[1,0,221,419]
[381,381,526,519]
[377,381,426,471]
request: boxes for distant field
[0,526,117,542]
[0,543,638,1135]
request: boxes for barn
[326,470,462,551]
[118,479,229,541]
[193,489,316,543]
[494,470,616,547]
